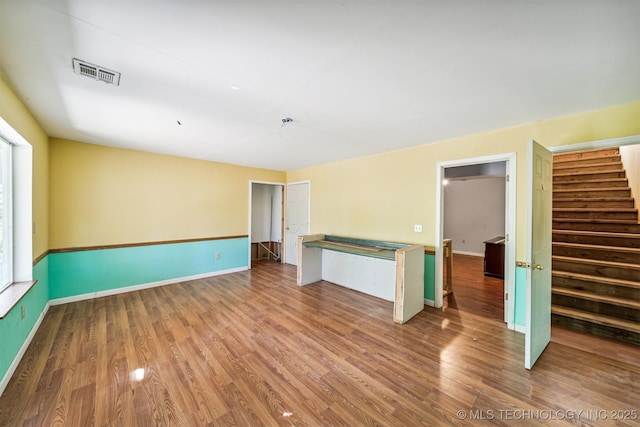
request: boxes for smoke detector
[72,58,121,85]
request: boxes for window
[0,137,12,292]
[0,118,33,318]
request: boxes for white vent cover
[72,58,121,85]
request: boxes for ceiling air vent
[72,58,121,86]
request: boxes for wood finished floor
[445,254,504,322]
[1,260,639,426]
[446,254,640,367]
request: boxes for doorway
[443,170,506,322]
[436,153,517,330]
[249,181,284,269]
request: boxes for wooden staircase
[552,147,640,344]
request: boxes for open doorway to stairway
[550,144,640,345]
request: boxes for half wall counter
[297,234,424,324]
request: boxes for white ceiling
[1,1,638,171]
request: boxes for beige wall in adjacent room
[0,75,49,260]
[49,139,286,249]
[287,102,640,260]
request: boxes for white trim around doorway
[435,152,517,330]
[248,180,285,269]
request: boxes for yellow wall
[287,102,640,259]
[49,139,286,249]
[3,63,639,259]
[0,75,49,260]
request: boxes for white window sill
[0,280,37,319]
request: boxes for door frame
[248,180,285,269]
[435,152,517,329]
[284,180,311,266]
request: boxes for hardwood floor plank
[446,254,504,321]
[68,383,96,427]
[1,260,638,426]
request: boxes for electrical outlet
[414,224,423,233]
[21,305,25,319]
[215,252,221,260]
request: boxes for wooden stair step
[553,207,637,213]
[553,162,624,174]
[552,242,640,264]
[553,188,631,198]
[552,218,639,224]
[554,178,629,189]
[552,156,622,168]
[552,198,635,209]
[553,229,640,238]
[552,219,640,233]
[552,208,638,220]
[552,230,640,248]
[552,270,640,290]
[552,256,640,280]
[551,305,640,334]
[552,287,640,310]
[554,147,620,161]
[553,270,640,299]
[553,255,640,269]
[553,171,626,182]
[553,241,640,252]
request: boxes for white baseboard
[424,298,435,307]
[0,301,50,397]
[514,324,525,333]
[452,250,484,257]
[49,266,248,306]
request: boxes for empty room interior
[0,1,639,425]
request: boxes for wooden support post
[443,239,453,296]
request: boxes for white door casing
[248,180,285,268]
[285,181,310,265]
[525,140,553,369]
[435,153,516,329]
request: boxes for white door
[285,182,310,265]
[525,140,553,369]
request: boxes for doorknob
[533,263,544,270]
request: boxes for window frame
[0,137,13,292]
[0,116,34,319]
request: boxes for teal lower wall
[3,243,524,388]
[424,253,435,301]
[2,237,248,389]
[49,237,249,300]
[0,257,49,386]
[514,266,527,327]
